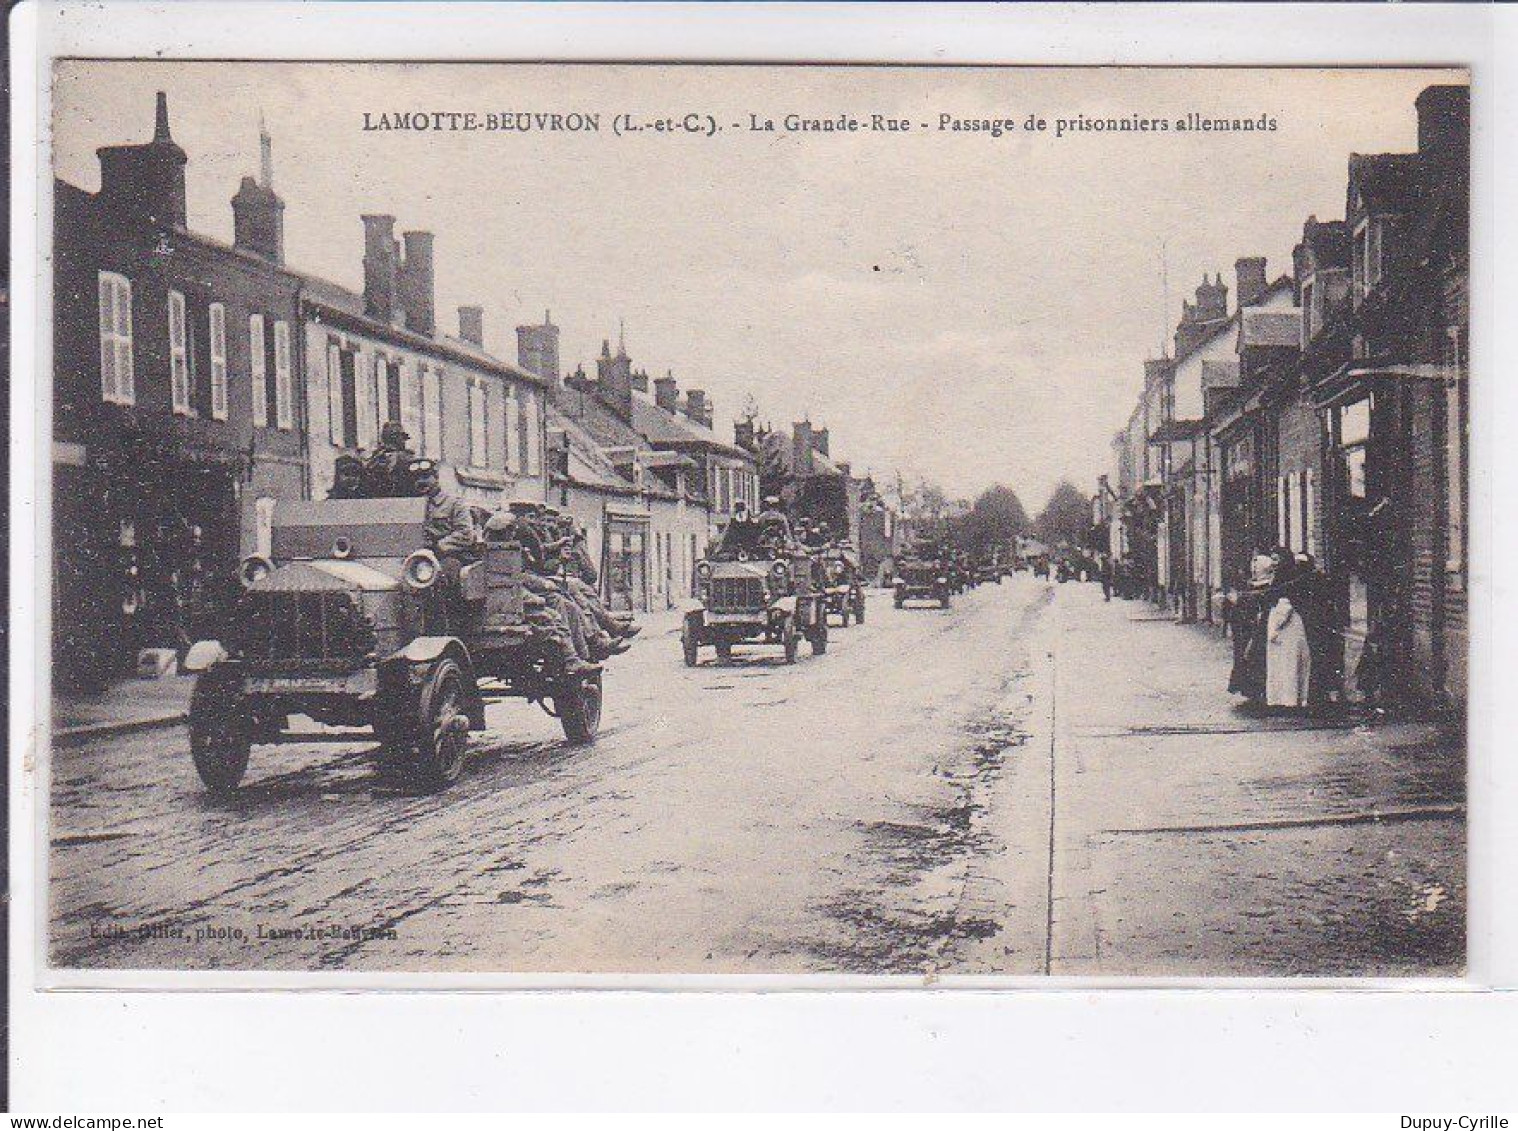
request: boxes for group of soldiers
[714,497,845,561]
[327,422,639,679]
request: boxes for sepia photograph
[42,59,1470,980]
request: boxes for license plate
[245,671,377,696]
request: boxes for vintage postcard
[43,60,1470,980]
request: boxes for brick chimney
[1416,84,1469,172]
[814,426,830,457]
[516,311,560,384]
[361,215,399,322]
[231,116,284,263]
[631,368,649,394]
[683,389,712,429]
[654,371,680,414]
[458,305,484,347]
[397,230,436,336]
[1235,256,1268,309]
[97,92,188,229]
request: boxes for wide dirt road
[50,579,1056,975]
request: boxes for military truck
[893,555,952,609]
[819,545,867,627]
[681,550,828,665]
[182,497,605,793]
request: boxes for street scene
[45,63,1468,977]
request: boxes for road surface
[50,579,1057,974]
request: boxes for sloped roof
[546,404,638,496]
[1201,359,1242,389]
[630,398,750,459]
[1239,307,1302,349]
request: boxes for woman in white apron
[1266,557,1312,709]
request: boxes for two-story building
[300,214,549,510]
[53,96,306,686]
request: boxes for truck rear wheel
[188,667,251,793]
[558,670,603,744]
[681,613,702,667]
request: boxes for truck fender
[677,597,706,616]
[768,594,800,616]
[388,636,469,667]
[183,640,227,672]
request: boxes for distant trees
[1033,480,1097,548]
[955,484,1030,556]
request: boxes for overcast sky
[53,62,1459,509]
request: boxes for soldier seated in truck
[408,459,481,594]
[364,421,417,497]
[481,505,599,678]
[328,454,367,500]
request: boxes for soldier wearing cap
[366,420,416,497]
[483,499,600,675]
[328,454,367,499]
[409,459,480,586]
[757,495,793,551]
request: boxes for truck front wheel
[383,657,470,791]
[188,667,251,793]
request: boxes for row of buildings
[1095,84,1469,713]
[53,94,900,688]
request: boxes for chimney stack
[97,91,188,229]
[1235,256,1268,309]
[683,389,713,429]
[1416,84,1470,172]
[516,311,561,384]
[654,371,680,414]
[361,214,399,323]
[814,426,830,456]
[398,230,436,336]
[458,305,484,347]
[231,117,285,263]
[595,334,635,421]
[631,368,649,394]
[792,420,815,476]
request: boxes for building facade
[53,96,306,686]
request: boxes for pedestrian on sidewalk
[1227,549,1276,705]
[1266,553,1313,710]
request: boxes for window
[168,290,192,414]
[97,272,135,404]
[385,360,403,426]
[355,349,376,449]
[468,377,488,469]
[249,315,268,427]
[401,360,423,449]
[1285,472,1302,553]
[208,303,228,420]
[273,320,293,429]
[1277,475,1290,548]
[422,365,442,459]
[327,342,345,445]
[1367,221,1383,287]
[504,385,520,472]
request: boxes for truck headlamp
[403,549,441,590]
[331,536,355,560]
[769,561,791,585]
[238,555,274,588]
[697,561,713,581]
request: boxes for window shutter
[375,355,390,431]
[249,316,268,428]
[327,341,345,445]
[169,290,191,414]
[98,274,116,401]
[504,387,520,472]
[400,360,422,448]
[423,366,442,460]
[355,348,375,449]
[209,303,228,420]
[273,321,293,430]
[523,387,541,475]
[115,277,134,403]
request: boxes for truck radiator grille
[709,576,767,612]
[234,591,375,667]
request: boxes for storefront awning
[1311,362,1457,409]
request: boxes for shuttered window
[273,320,293,430]
[327,341,345,445]
[355,348,376,449]
[468,377,488,468]
[504,385,520,472]
[422,365,442,459]
[521,386,539,475]
[168,290,192,415]
[400,359,422,448]
[249,315,268,428]
[97,272,135,405]
[208,303,228,420]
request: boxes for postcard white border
[11,0,1517,1111]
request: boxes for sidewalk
[1045,582,1465,977]
[53,674,196,744]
